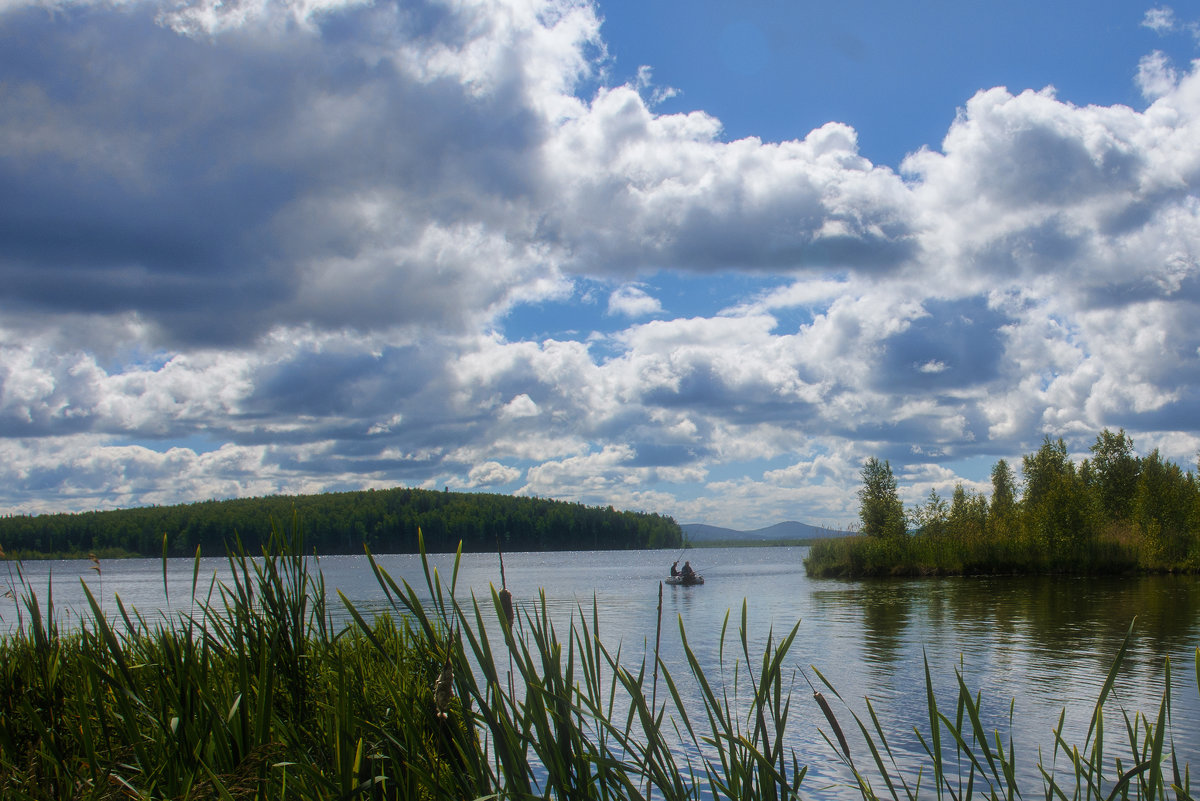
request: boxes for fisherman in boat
[681,561,695,580]
[670,561,679,577]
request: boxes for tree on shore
[908,488,948,537]
[1088,428,1139,522]
[1022,437,1097,556]
[984,459,1017,543]
[858,457,906,539]
[1133,449,1196,562]
[989,460,1016,519]
[948,483,987,542]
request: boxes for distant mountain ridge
[681,521,852,542]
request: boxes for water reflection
[807,572,1200,677]
[859,581,914,666]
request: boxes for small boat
[665,573,704,586]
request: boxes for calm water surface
[4,546,1198,796]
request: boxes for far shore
[686,538,822,549]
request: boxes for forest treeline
[0,487,683,558]
[808,428,1200,577]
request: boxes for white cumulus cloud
[607,285,664,318]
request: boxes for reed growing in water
[0,516,1194,800]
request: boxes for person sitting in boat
[681,561,695,579]
[670,561,679,577]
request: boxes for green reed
[802,619,1197,801]
[0,518,1195,800]
[803,532,1149,578]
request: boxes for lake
[3,545,1198,797]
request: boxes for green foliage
[1088,428,1140,522]
[0,517,454,799]
[908,489,948,538]
[858,458,906,540]
[828,428,1200,577]
[987,459,1017,535]
[1133,449,1197,565]
[1022,440,1098,559]
[1021,436,1072,509]
[0,486,683,559]
[947,484,987,544]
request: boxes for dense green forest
[808,428,1200,576]
[0,487,683,558]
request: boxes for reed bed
[803,532,1148,578]
[0,517,1194,800]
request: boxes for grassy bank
[0,546,141,562]
[1,518,1195,799]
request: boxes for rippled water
[4,546,1198,797]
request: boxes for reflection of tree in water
[1103,575,1200,658]
[938,574,1200,674]
[796,569,1200,788]
[807,572,1199,703]
[859,581,915,667]
[823,574,1200,702]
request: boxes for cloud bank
[1,0,1198,528]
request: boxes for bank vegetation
[808,429,1200,577]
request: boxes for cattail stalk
[497,540,516,699]
[645,580,664,801]
[434,626,458,719]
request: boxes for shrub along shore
[809,429,1200,578]
[0,519,1195,800]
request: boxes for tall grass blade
[1089,620,1135,750]
[924,652,945,801]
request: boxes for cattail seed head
[499,587,514,628]
[434,654,454,719]
[814,690,852,763]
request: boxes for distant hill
[682,521,852,543]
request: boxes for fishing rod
[672,531,695,563]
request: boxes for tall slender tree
[990,459,1016,518]
[858,457,906,539]
[1088,428,1139,522]
[1022,436,1071,508]
[948,483,986,542]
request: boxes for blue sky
[1,0,1199,531]
[598,0,1168,167]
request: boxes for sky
[1,0,1199,531]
